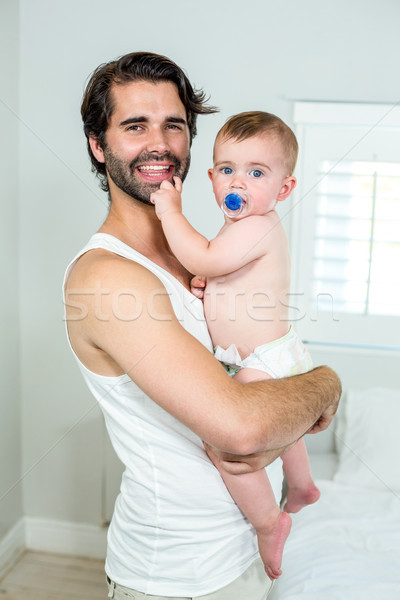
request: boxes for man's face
[101,80,191,205]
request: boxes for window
[289,102,400,348]
[313,160,400,317]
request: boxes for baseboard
[0,519,25,580]
[25,517,107,560]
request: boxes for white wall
[16,0,400,528]
[0,0,23,537]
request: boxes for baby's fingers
[173,176,183,193]
[159,179,175,191]
[191,275,206,299]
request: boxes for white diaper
[214,327,313,379]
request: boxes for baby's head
[214,111,298,176]
[210,111,298,219]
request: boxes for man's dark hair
[81,51,218,191]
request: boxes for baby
[151,111,320,579]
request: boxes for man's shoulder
[66,247,162,292]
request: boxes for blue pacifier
[221,190,249,218]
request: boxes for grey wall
[8,0,400,527]
[0,0,23,537]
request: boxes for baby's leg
[209,450,291,580]
[282,439,320,513]
[235,367,320,514]
[227,367,292,579]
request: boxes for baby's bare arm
[151,178,272,276]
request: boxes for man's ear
[277,176,297,202]
[207,168,214,182]
[89,135,105,164]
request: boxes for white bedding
[269,480,400,599]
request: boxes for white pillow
[334,387,400,492]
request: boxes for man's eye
[127,125,142,132]
[221,167,233,175]
[166,124,181,130]
[250,169,263,178]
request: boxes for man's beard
[103,147,191,205]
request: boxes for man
[64,52,341,599]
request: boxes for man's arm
[204,376,338,475]
[151,178,271,276]
[66,252,341,458]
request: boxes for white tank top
[63,233,283,596]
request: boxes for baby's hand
[150,177,183,220]
[190,275,206,300]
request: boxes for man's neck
[100,193,166,250]
[97,192,191,285]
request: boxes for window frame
[289,101,400,350]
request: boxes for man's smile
[136,162,174,182]
[102,144,190,205]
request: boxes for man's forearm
[234,365,341,455]
[207,365,340,471]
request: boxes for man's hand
[190,275,206,299]
[150,176,183,219]
[306,400,339,434]
[305,365,341,434]
[204,441,296,475]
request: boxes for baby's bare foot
[283,484,320,513]
[257,511,292,580]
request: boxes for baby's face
[209,134,293,218]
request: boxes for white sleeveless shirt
[63,233,283,596]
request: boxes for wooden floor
[0,551,106,599]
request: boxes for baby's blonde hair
[215,111,298,175]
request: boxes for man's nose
[146,127,169,154]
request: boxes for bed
[269,387,400,599]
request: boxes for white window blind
[313,160,400,317]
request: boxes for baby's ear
[207,168,214,182]
[277,176,297,202]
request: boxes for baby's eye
[250,169,263,178]
[221,167,233,175]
